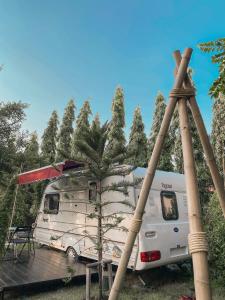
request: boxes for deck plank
[0,247,93,291]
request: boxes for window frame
[160,190,179,221]
[43,193,60,215]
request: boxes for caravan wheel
[66,247,79,261]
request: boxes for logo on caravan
[161,183,172,189]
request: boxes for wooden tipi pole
[174,51,225,216]
[108,48,193,300]
[178,98,211,300]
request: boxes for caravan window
[44,194,59,214]
[89,182,97,201]
[161,191,178,221]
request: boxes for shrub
[205,192,225,282]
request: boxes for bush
[205,192,225,282]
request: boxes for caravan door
[34,192,60,245]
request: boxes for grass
[5,265,225,300]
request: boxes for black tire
[66,246,79,262]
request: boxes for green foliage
[0,101,28,186]
[171,106,210,202]
[170,108,183,173]
[205,192,225,283]
[211,95,225,176]
[189,109,211,203]
[13,181,45,226]
[107,87,126,163]
[41,110,59,164]
[71,100,92,158]
[23,132,40,171]
[71,114,135,300]
[199,38,225,98]
[148,92,173,171]
[11,132,43,226]
[0,101,27,141]
[170,69,210,202]
[0,101,29,256]
[126,107,148,167]
[0,177,17,258]
[62,266,75,284]
[56,99,75,161]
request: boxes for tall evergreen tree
[14,132,41,225]
[23,132,40,171]
[211,94,225,175]
[71,100,92,158]
[170,68,210,202]
[107,87,126,163]
[56,99,75,161]
[171,68,195,173]
[148,92,173,171]
[126,107,148,167]
[41,110,59,164]
[171,108,183,173]
[71,115,135,300]
[189,107,210,202]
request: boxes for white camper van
[34,167,189,271]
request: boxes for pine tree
[171,108,183,173]
[148,92,173,171]
[71,100,92,158]
[171,99,210,202]
[211,94,225,175]
[41,110,59,164]
[107,87,126,163]
[14,132,41,225]
[126,107,148,167]
[189,106,210,202]
[23,132,40,171]
[70,115,136,300]
[56,99,75,161]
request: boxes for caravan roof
[134,168,186,193]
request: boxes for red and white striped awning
[17,160,84,185]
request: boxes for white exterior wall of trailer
[134,169,189,270]
[34,168,189,271]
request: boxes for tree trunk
[97,182,103,300]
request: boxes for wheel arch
[63,235,81,255]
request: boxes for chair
[5,225,35,260]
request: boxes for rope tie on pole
[170,87,195,99]
[188,232,208,254]
[129,219,142,233]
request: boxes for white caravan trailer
[34,167,189,271]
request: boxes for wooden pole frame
[178,98,211,300]
[108,48,225,300]
[109,48,193,300]
[173,51,225,216]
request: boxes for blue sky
[0,0,224,138]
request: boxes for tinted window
[161,191,178,221]
[44,194,59,214]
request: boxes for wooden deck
[0,247,94,297]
